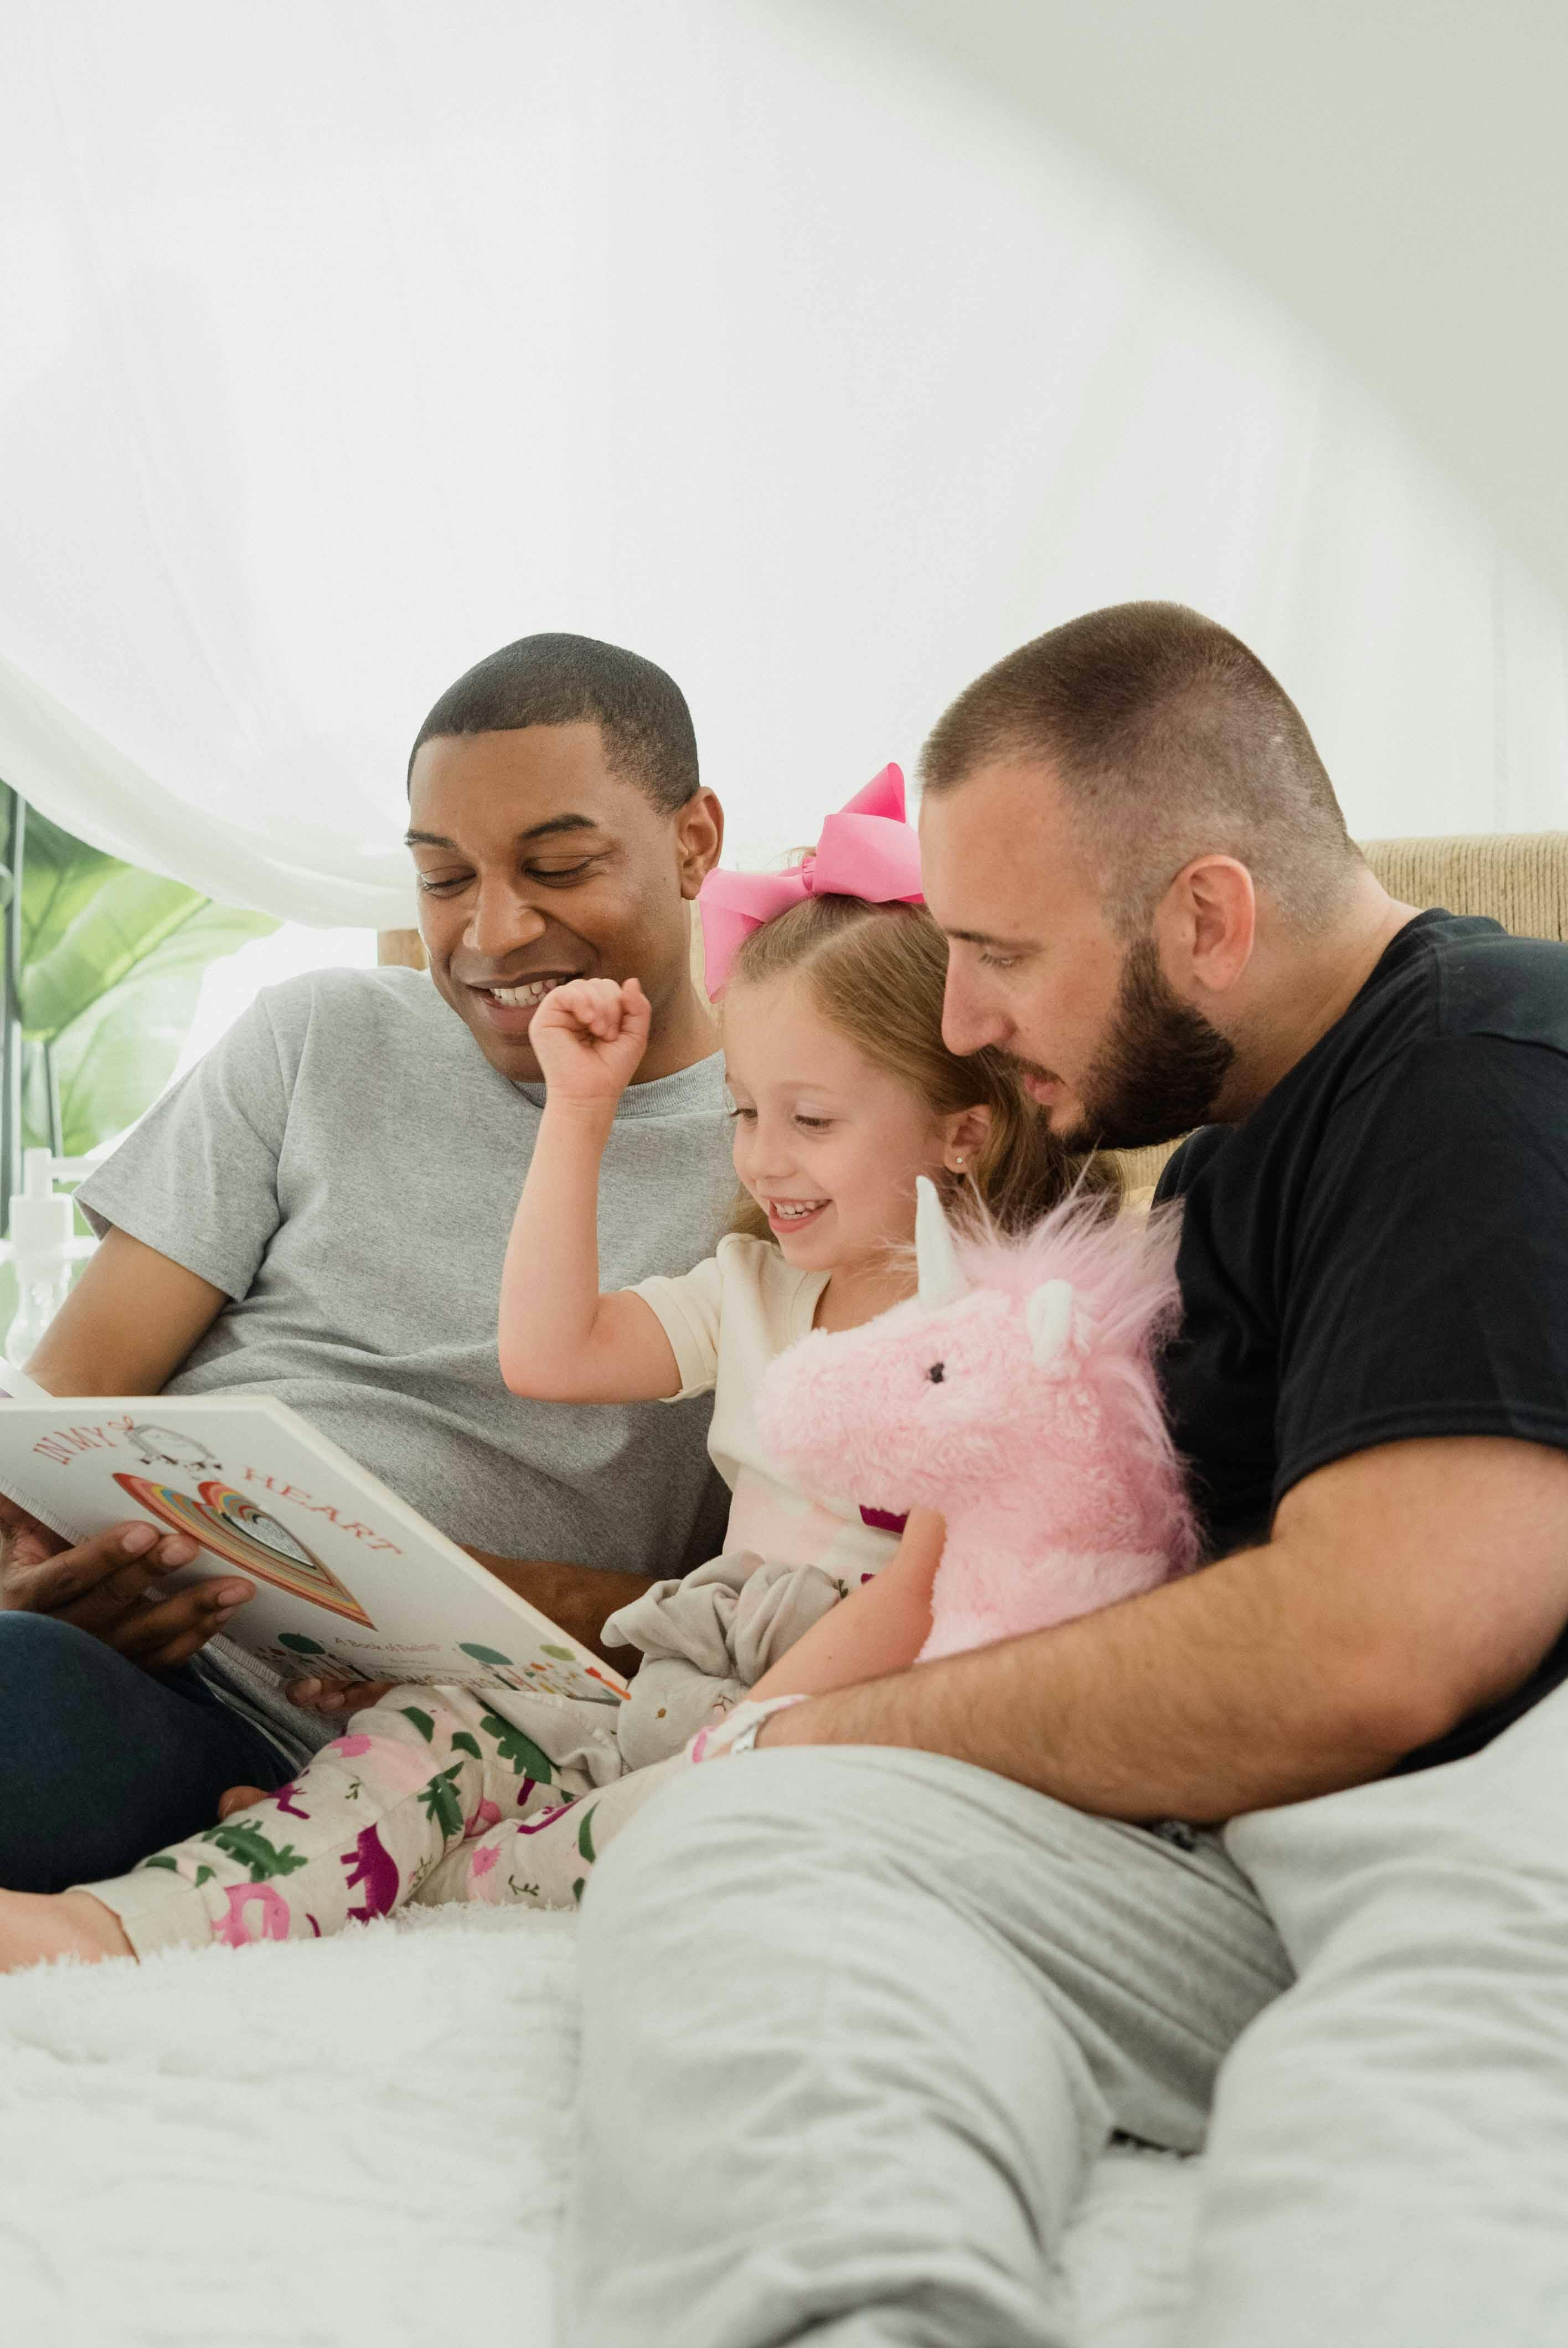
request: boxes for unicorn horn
[914,1176,967,1310]
[1025,1278,1076,1374]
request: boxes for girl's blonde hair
[720,893,1117,1241]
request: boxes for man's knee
[0,1617,168,1888]
[582,1744,1045,1956]
[0,1608,102,1666]
[587,1749,810,1902]
[582,1748,893,1944]
[0,1610,127,1731]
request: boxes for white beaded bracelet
[688,1692,809,1764]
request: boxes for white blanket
[0,1907,1198,2346]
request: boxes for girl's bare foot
[0,1888,135,1973]
[218,1784,269,1820]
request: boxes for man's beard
[1020,935,1237,1155]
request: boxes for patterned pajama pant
[85,1683,687,1958]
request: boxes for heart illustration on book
[112,1473,376,1629]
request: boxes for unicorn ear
[1025,1279,1077,1374]
[915,1176,967,1310]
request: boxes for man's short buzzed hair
[921,601,1361,936]
[410,632,699,813]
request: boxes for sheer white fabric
[0,1,1562,926]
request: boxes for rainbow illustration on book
[112,1473,376,1629]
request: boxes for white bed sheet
[0,1905,1198,2346]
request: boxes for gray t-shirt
[77,965,736,1762]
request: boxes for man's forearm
[756,1435,1568,1819]
[466,1552,654,1670]
[758,1537,1420,1821]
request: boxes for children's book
[0,1393,629,1706]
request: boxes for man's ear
[942,1103,992,1169]
[674,789,724,900]
[1156,855,1256,1000]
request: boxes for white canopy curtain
[0,0,1564,933]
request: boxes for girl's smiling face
[722,972,966,1276]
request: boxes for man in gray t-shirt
[76,968,732,1574]
[0,632,735,1892]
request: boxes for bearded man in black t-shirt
[564,603,1568,2348]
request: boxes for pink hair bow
[697,763,923,995]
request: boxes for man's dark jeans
[0,1614,290,1892]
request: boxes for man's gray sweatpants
[563,1686,1568,2346]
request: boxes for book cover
[0,1393,628,1707]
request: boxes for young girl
[0,813,1090,1970]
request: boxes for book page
[0,1395,628,1706]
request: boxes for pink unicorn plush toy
[755,1179,1198,1660]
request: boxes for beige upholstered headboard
[378,835,1568,1197]
[1109,832,1568,1197]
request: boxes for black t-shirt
[1155,909,1568,1772]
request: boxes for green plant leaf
[19,1042,51,1155]
[20,809,215,1044]
[18,807,124,976]
[2,797,278,1168]
[39,899,277,1158]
